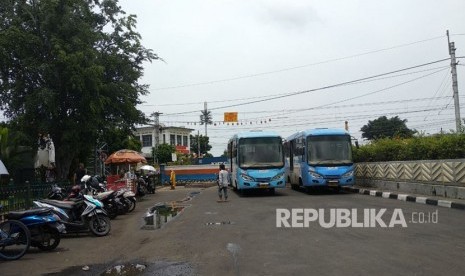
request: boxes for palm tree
[200,110,213,136]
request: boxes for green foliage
[353,134,465,162]
[0,125,34,179]
[153,144,175,164]
[189,134,212,155]
[171,153,193,165]
[360,116,416,140]
[0,0,158,178]
[102,130,142,154]
[200,110,212,125]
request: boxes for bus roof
[230,130,282,140]
[286,128,349,141]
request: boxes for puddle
[46,261,194,276]
[142,203,185,230]
[141,191,200,230]
[102,264,147,275]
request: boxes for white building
[133,124,195,158]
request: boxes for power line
[162,58,452,116]
[140,65,450,108]
[150,35,446,91]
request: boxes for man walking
[218,164,229,202]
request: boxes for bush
[353,134,465,162]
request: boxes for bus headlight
[342,170,354,178]
[241,173,255,182]
[271,172,285,181]
[309,171,323,179]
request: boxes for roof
[286,128,350,141]
[230,130,282,140]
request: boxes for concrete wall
[356,159,465,199]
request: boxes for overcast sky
[119,0,465,156]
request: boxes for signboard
[175,145,189,154]
[224,112,238,122]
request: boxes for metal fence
[0,180,72,215]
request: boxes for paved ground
[1,185,465,276]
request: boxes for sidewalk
[342,185,465,211]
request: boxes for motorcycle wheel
[89,215,111,237]
[35,227,60,251]
[127,198,136,212]
[106,205,118,220]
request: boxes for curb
[342,187,465,211]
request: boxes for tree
[0,125,34,180]
[189,134,212,156]
[360,116,416,140]
[153,144,175,164]
[0,0,159,179]
[200,109,212,136]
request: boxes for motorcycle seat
[94,191,114,200]
[6,207,53,220]
[40,199,80,209]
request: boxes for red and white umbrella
[104,149,147,165]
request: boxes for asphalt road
[1,185,465,276]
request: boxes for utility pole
[447,30,461,132]
[197,130,201,158]
[152,112,163,164]
[204,101,208,136]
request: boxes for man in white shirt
[218,164,230,202]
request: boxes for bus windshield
[238,137,284,168]
[307,135,353,165]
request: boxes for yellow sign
[224,112,238,122]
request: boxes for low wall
[161,165,219,185]
[356,159,465,199]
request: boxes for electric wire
[150,35,446,91]
[162,58,452,116]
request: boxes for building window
[177,135,182,145]
[142,135,152,147]
[170,134,175,145]
[134,135,141,142]
[183,136,188,146]
[163,134,166,144]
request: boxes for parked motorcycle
[115,188,136,213]
[81,175,106,195]
[47,184,66,200]
[143,175,156,194]
[33,195,111,237]
[93,190,119,219]
[5,207,66,251]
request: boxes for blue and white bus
[227,131,286,194]
[284,128,355,191]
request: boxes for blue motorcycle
[6,207,66,251]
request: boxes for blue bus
[284,128,355,191]
[227,131,286,194]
